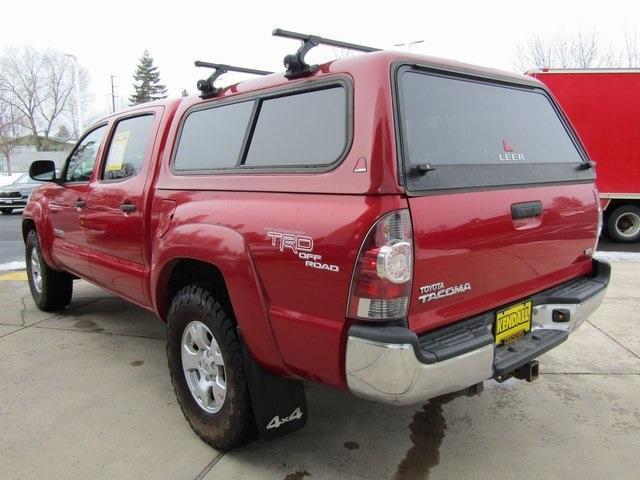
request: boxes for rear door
[395,67,599,334]
[85,111,159,305]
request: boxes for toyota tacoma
[22,29,609,450]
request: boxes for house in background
[0,135,73,174]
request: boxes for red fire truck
[529,69,640,242]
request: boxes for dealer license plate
[495,300,532,345]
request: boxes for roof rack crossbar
[195,61,273,98]
[272,28,380,78]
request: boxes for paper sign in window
[106,131,131,171]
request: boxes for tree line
[514,28,640,71]
[0,47,168,175]
[0,47,85,174]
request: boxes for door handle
[120,202,136,213]
[75,198,85,209]
[511,201,542,220]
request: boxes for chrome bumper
[532,287,607,333]
[346,282,607,406]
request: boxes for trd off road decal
[418,281,472,303]
[266,230,339,272]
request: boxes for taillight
[347,210,413,321]
[592,190,603,255]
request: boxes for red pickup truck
[529,69,640,242]
[23,30,609,450]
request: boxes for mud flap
[239,332,307,440]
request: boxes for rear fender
[151,223,288,375]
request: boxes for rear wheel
[167,284,255,450]
[1,208,13,214]
[25,229,73,311]
[607,205,640,243]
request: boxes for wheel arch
[151,223,288,375]
[21,203,57,269]
[160,259,234,324]
[22,217,37,243]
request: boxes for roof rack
[272,28,380,79]
[195,61,273,98]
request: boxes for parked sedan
[0,174,42,214]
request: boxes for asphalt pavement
[0,209,24,268]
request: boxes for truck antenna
[195,61,273,98]
[272,28,380,79]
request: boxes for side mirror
[29,160,58,182]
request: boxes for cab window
[65,126,107,182]
[102,115,155,181]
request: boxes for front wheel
[1,208,13,214]
[166,284,255,450]
[25,229,73,311]
[607,205,640,243]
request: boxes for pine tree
[129,50,168,105]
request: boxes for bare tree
[514,29,616,72]
[515,37,555,71]
[38,51,75,141]
[553,35,574,68]
[623,26,640,67]
[0,101,24,175]
[571,30,599,68]
[572,30,616,68]
[331,47,355,59]
[0,46,45,150]
[0,46,81,150]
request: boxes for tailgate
[407,184,597,333]
[394,65,598,334]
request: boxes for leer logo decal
[498,139,527,162]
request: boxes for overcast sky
[2,0,639,121]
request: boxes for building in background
[0,135,72,174]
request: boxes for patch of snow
[0,261,26,272]
[594,251,640,262]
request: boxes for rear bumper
[345,260,610,406]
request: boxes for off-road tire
[25,229,73,311]
[167,284,255,450]
[606,205,640,243]
[1,208,13,214]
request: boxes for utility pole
[64,53,82,135]
[110,75,118,113]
